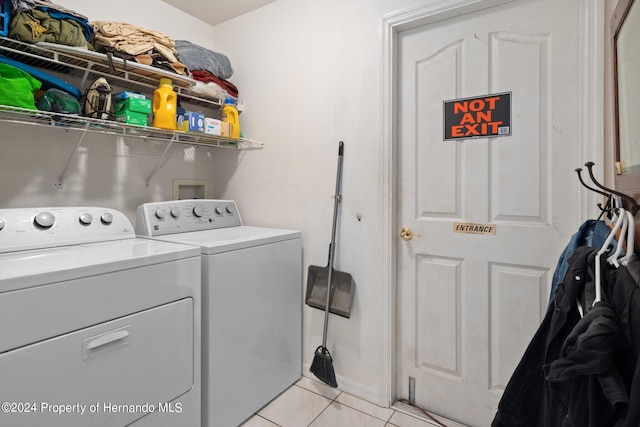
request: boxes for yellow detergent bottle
[152,78,177,130]
[221,97,240,139]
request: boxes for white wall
[210,0,429,403]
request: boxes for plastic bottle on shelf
[221,97,240,139]
[152,78,177,130]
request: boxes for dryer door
[0,298,193,427]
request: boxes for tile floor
[240,376,451,427]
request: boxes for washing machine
[0,206,201,427]
[135,199,302,427]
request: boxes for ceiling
[160,0,277,26]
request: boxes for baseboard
[301,368,382,407]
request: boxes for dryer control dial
[193,206,205,217]
[79,213,93,225]
[0,218,5,231]
[170,208,180,218]
[155,209,166,219]
[101,212,114,225]
[34,212,55,228]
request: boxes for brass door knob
[400,227,421,241]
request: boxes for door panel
[490,32,549,221]
[396,1,581,425]
[489,263,548,391]
[415,41,463,217]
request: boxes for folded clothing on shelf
[91,21,188,76]
[8,0,92,47]
[175,40,233,80]
[191,70,238,98]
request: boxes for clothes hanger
[594,206,626,305]
[607,205,628,267]
[620,210,635,266]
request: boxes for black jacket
[493,249,640,426]
[544,301,627,426]
[607,256,640,426]
[491,246,593,426]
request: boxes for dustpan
[305,141,355,319]
[305,251,355,318]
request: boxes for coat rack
[576,161,640,256]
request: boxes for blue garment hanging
[549,219,616,305]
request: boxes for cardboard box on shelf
[113,91,146,101]
[115,109,148,126]
[188,112,204,132]
[220,121,232,137]
[115,97,151,115]
[204,118,221,136]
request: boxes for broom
[310,141,344,388]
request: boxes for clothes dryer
[0,206,201,427]
[136,199,301,427]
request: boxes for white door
[396,1,582,425]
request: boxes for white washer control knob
[79,213,93,225]
[170,208,180,218]
[215,207,223,215]
[34,212,55,228]
[101,212,113,225]
[193,206,204,217]
[226,206,234,214]
[155,209,166,219]
[0,218,5,231]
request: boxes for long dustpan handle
[322,141,344,348]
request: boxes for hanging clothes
[544,301,627,427]
[607,255,640,426]
[493,249,640,426]
[492,246,595,426]
[549,219,614,304]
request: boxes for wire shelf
[0,104,259,149]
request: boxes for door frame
[379,0,605,408]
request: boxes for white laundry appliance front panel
[0,206,202,427]
[0,299,193,427]
[136,199,302,427]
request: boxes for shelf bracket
[56,122,90,189]
[145,134,177,188]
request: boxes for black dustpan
[306,250,355,318]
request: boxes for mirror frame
[612,0,640,254]
[612,0,640,199]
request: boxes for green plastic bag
[0,63,42,109]
[36,88,81,114]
